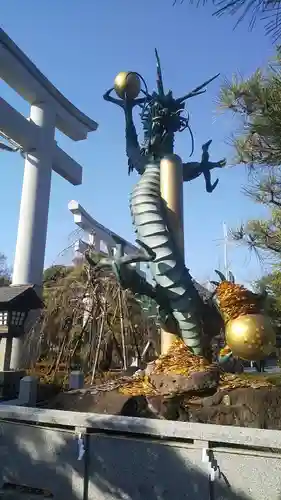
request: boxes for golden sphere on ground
[114,71,141,100]
[225,314,276,361]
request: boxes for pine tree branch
[173,0,281,40]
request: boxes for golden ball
[114,71,141,100]
[225,314,276,361]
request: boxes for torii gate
[68,199,143,272]
[0,28,98,288]
[0,29,98,371]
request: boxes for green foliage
[231,203,281,257]
[27,256,157,373]
[255,270,281,322]
[0,252,11,286]
[218,53,281,167]
[43,265,73,286]
[42,264,86,303]
[218,49,281,260]
[218,49,281,322]
[0,276,10,287]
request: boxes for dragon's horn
[155,49,164,97]
[229,271,235,283]
[210,281,219,287]
[214,269,227,282]
[177,74,220,104]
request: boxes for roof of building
[0,285,43,308]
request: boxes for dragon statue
[100,49,227,359]
[99,49,275,371]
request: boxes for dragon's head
[139,50,220,156]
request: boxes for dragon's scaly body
[130,160,203,354]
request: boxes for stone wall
[0,406,280,499]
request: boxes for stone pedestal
[69,371,84,390]
[18,375,38,406]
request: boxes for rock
[149,367,220,397]
[188,403,256,427]
[145,361,156,376]
[36,382,61,403]
[187,387,281,429]
[121,394,158,418]
[146,395,191,421]
[43,379,281,430]
[146,395,179,420]
[123,367,140,376]
[220,357,244,374]
[43,387,156,418]
[43,388,128,413]
[133,369,145,378]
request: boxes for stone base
[44,388,157,418]
[0,370,26,400]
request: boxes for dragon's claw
[93,258,112,271]
[207,178,219,193]
[218,158,227,168]
[158,307,172,326]
[203,139,212,150]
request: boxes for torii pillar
[12,103,55,287]
[0,28,98,369]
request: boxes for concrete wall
[0,406,280,499]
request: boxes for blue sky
[0,0,275,286]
